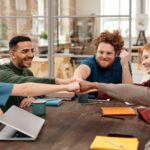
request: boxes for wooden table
[0,100,150,150]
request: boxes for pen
[82,101,102,105]
[102,116,125,120]
[106,140,127,150]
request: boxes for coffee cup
[78,93,88,103]
[31,100,46,116]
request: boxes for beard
[16,57,33,68]
[97,59,114,68]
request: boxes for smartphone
[108,132,134,138]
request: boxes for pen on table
[102,116,125,120]
[82,101,102,105]
[106,140,127,150]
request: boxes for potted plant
[39,32,48,45]
[39,31,48,39]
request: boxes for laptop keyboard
[13,131,30,138]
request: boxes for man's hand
[120,49,129,67]
[120,49,133,84]
[56,78,77,85]
[73,77,83,82]
[67,82,80,92]
[20,97,35,108]
[79,81,98,93]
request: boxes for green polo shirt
[0,62,55,111]
[0,62,55,84]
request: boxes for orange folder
[101,107,136,116]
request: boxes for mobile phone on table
[108,132,134,138]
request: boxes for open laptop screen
[0,106,45,140]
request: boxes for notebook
[90,136,139,150]
[0,105,45,141]
[36,98,63,106]
[46,91,75,101]
[101,107,136,116]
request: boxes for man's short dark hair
[9,36,32,49]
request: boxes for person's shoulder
[110,57,122,69]
[0,63,11,74]
[115,56,121,61]
[0,63,10,69]
[24,68,34,75]
[82,55,95,63]
[113,57,121,64]
[81,56,96,69]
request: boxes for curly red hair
[94,30,124,53]
[143,43,150,52]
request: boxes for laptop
[0,105,45,141]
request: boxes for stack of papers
[36,98,63,106]
[90,136,139,150]
[101,107,136,116]
[46,91,75,101]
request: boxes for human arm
[0,70,55,84]
[120,49,133,84]
[79,81,150,107]
[55,78,77,84]
[73,64,91,81]
[11,82,80,97]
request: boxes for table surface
[0,99,150,150]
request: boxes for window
[16,0,27,11]
[100,0,136,38]
[38,0,45,35]
[145,0,150,36]
[0,0,47,54]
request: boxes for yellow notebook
[90,136,139,150]
[101,107,136,116]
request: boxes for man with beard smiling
[0,36,75,110]
[73,30,133,98]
